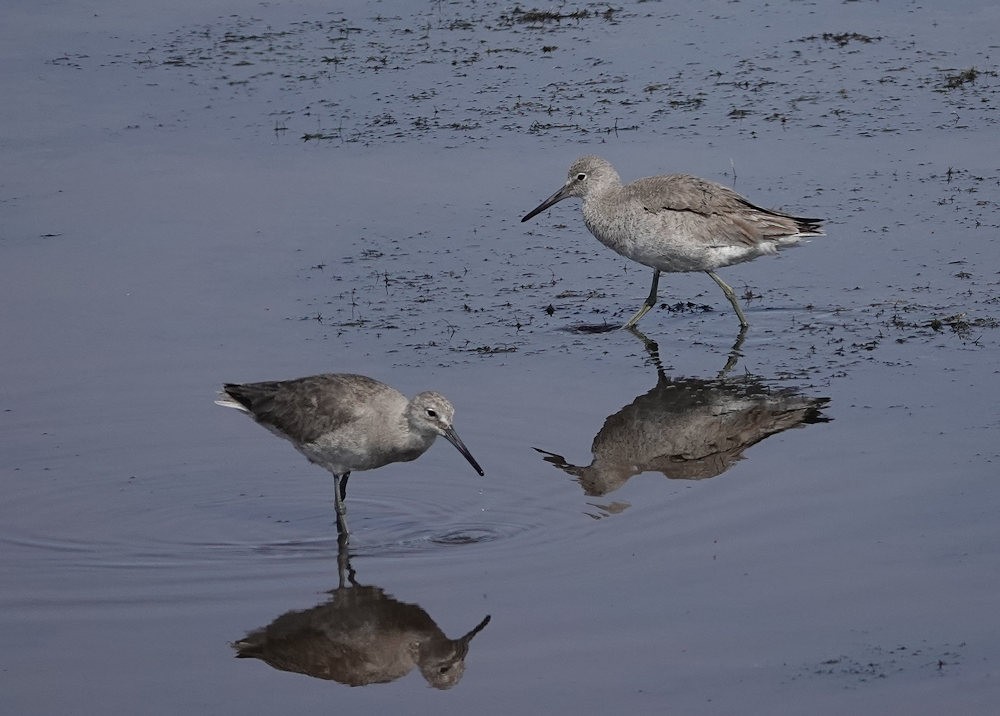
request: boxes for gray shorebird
[521,155,824,329]
[216,373,484,536]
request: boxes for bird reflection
[536,329,830,515]
[232,546,490,689]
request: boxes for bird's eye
[576,172,587,181]
[426,408,438,418]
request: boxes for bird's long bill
[521,183,572,223]
[443,426,485,476]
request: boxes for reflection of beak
[521,182,573,222]
[460,614,492,648]
[443,426,485,476]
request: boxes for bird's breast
[582,206,705,272]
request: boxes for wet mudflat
[2,0,999,713]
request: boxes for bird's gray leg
[622,269,661,329]
[706,270,749,329]
[334,473,350,537]
[336,533,351,585]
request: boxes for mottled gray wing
[223,374,385,444]
[628,174,821,243]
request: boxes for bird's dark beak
[521,182,573,223]
[443,426,485,476]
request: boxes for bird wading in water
[522,155,824,329]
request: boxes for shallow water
[3,1,999,713]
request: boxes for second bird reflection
[233,549,490,689]
[536,332,830,516]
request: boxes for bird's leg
[706,270,749,329]
[622,269,661,329]
[336,532,351,586]
[334,472,350,538]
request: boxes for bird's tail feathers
[214,391,250,412]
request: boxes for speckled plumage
[522,155,823,328]
[216,373,483,536]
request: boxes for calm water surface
[2,1,999,713]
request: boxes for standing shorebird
[521,155,824,329]
[216,373,484,537]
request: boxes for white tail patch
[214,392,249,412]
